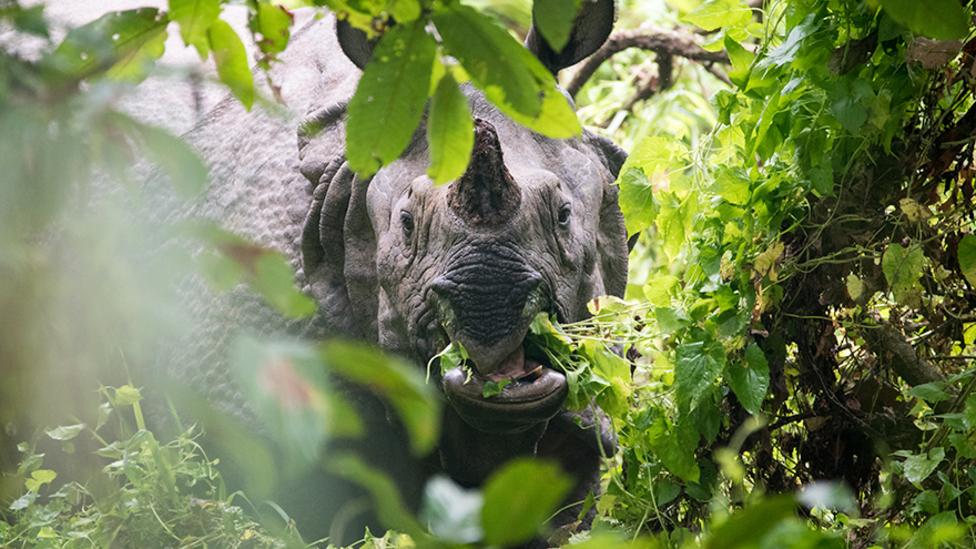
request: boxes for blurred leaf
[481,458,572,546]
[169,0,221,57]
[533,0,580,52]
[321,340,441,456]
[208,18,254,109]
[427,71,474,184]
[113,385,143,406]
[704,495,796,549]
[882,243,925,305]
[420,475,484,544]
[727,343,769,415]
[250,3,294,59]
[880,0,969,40]
[798,481,857,513]
[118,115,209,197]
[327,453,427,538]
[346,19,436,176]
[230,336,334,461]
[958,234,976,286]
[683,0,752,32]
[45,8,167,83]
[45,424,86,442]
[904,447,945,486]
[251,253,317,318]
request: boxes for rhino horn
[448,119,521,227]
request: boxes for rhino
[137,1,629,543]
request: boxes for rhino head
[297,0,626,485]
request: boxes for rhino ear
[525,0,615,73]
[336,19,375,70]
[587,131,629,296]
[300,154,379,340]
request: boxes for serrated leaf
[208,18,254,109]
[958,234,976,286]
[169,0,221,58]
[481,459,572,546]
[728,344,769,414]
[346,20,436,176]
[532,0,580,51]
[427,71,474,184]
[880,0,969,40]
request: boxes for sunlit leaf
[208,18,254,109]
[169,0,221,58]
[427,71,474,184]
[880,0,969,40]
[533,0,580,52]
[346,19,436,176]
[882,243,925,305]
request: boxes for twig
[566,28,730,96]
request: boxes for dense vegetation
[2,0,976,547]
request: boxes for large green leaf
[676,339,725,412]
[703,496,797,549]
[45,8,167,82]
[168,0,221,58]
[327,453,427,538]
[481,459,573,546]
[682,0,752,32]
[904,447,945,486]
[958,234,976,286]
[727,343,769,415]
[118,115,208,197]
[882,243,926,305]
[208,18,254,109]
[427,71,474,185]
[320,340,441,456]
[532,0,580,52]
[880,0,969,40]
[434,4,543,118]
[346,19,436,176]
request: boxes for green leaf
[904,447,945,486]
[168,0,221,58]
[532,0,580,51]
[427,71,474,184]
[45,8,167,83]
[648,413,701,482]
[113,385,143,406]
[208,18,254,109]
[45,424,86,441]
[958,234,976,286]
[230,336,335,461]
[122,116,209,197]
[499,79,581,139]
[251,253,317,319]
[481,458,573,546]
[676,339,725,412]
[321,340,441,456]
[250,3,293,58]
[880,0,969,40]
[618,168,658,236]
[713,167,751,205]
[724,35,752,88]
[909,382,950,403]
[704,496,797,549]
[434,4,543,118]
[683,0,752,32]
[420,476,484,544]
[482,379,512,398]
[346,20,436,176]
[24,469,57,492]
[728,343,769,415]
[882,243,926,305]
[328,453,427,538]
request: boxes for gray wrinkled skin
[122,4,628,544]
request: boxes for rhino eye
[400,210,414,239]
[557,204,571,228]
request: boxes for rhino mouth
[441,343,568,434]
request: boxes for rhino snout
[430,265,545,376]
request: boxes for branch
[566,28,730,97]
[861,321,945,387]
